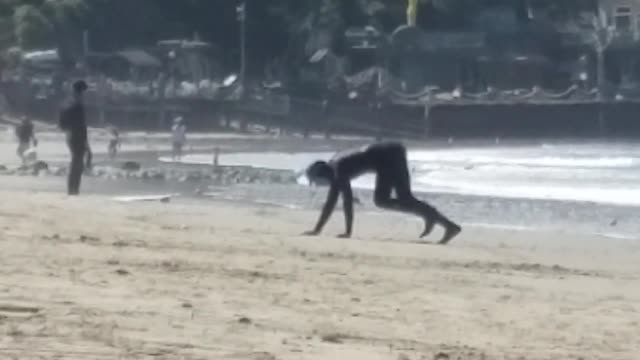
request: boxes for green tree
[13,3,52,49]
[42,0,90,61]
[267,0,344,80]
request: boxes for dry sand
[0,190,639,359]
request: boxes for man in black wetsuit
[58,80,90,195]
[303,142,462,244]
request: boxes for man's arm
[340,181,353,238]
[305,182,339,235]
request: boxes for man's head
[72,80,88,100]
[306,160,334,186]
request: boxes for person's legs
[373,146,435,235]
[374,145,461,243]
[108,140,117,159]
[16,142,28,164]
[172,142,179,160]
[67,142,85,195]
[176,142,183,160]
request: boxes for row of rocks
[0,161,299,186]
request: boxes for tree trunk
[596,49,606,134]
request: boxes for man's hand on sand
[302,229,320,236]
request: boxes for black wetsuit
[59,99,89,195]
[15,122,34,144]
[309,142,461,243]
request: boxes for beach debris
[610,219,618,226]
[160,260,181,272]
[2,157,298,187]
[213,147,220,167]
[237,316,252,325]
[42,233,60,241]
[181,302,193,309]
[32,160,48,172]
[433,352,450,360]
[78,234,100,243]
[121,161,141,171]
[249,352,277,360]
[320,332,347,344]
[112,194,175,203]
[115,268,130,276]
[0,304,41,315]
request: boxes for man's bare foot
[439,224,461,245]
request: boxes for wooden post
[375,101,384,141]
[424,94,432,139]
[212,147,219,168]
[322,98,331,139]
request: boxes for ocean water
[161,141,640,238]
[166,141,640,207]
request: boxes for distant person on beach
[58,80,91,195]
[107,124,121,159]
[85,139,92,169]
[15,116,37,165]
[303,142,461,244]
[171,116,186,161]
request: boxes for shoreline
[1,124,639,358]
[0,126,638,240]
[0,168,636,242]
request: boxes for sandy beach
[0,116,639,359]
[0,189,639,360]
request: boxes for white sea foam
[162,144,640,207]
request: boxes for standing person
[15,116,37,165]
[107,124,120,159]
[303,142,462,244]
[58,80,90,195]
[171,116,186,161]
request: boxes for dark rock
[121,161,141,172]
[115,268,130,276]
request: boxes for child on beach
[107,125,121,159]
[15,117,37,165]
[171,116,186,161]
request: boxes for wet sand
[0,189,639,359]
